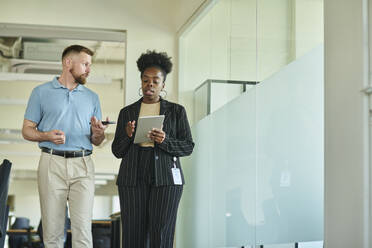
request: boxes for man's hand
[91,116,108,146]
[22,119,65,144]
[47,130,65,145]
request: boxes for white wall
[324,0,368,247]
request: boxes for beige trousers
[38,151,95,248]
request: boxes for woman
[112,50,194,248]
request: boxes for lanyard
[173,156,177,168]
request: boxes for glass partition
[255,45,324,245]
[177,0,324,247]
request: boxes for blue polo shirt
[24,77,102,151]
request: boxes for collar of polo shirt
[52,77,85,91]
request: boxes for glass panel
[177,0,258,245]
[209,88,256,247]
[178,86,257,248]
[256,0,324,245]
[177,117,213,247]
[255,45,324,244]
[177,0,323,247]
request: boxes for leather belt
[41,147,92,158]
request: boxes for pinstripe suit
[112,97,194,248]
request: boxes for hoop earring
[160,89,167,98]
[138,87,143,96]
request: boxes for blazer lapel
[132,98,142,121]
[160,98,171,123]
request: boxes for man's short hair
[62,45,94,60]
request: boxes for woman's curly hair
[136,50,173,80]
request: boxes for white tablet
[133,115,165,144]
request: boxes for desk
[92,220,111,226]
[7,229,35,248]
[6,230,36,234]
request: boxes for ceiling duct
[10,58,62,75]
[22,41,65,61]
[0,37,22,59]
[0,37,124,83]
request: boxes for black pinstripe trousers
[118,147,183,248]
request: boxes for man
[22,45,107,248]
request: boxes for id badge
[172,167,182,185]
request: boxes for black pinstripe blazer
[112,98,194,186]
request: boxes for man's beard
[70,69,88,85]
